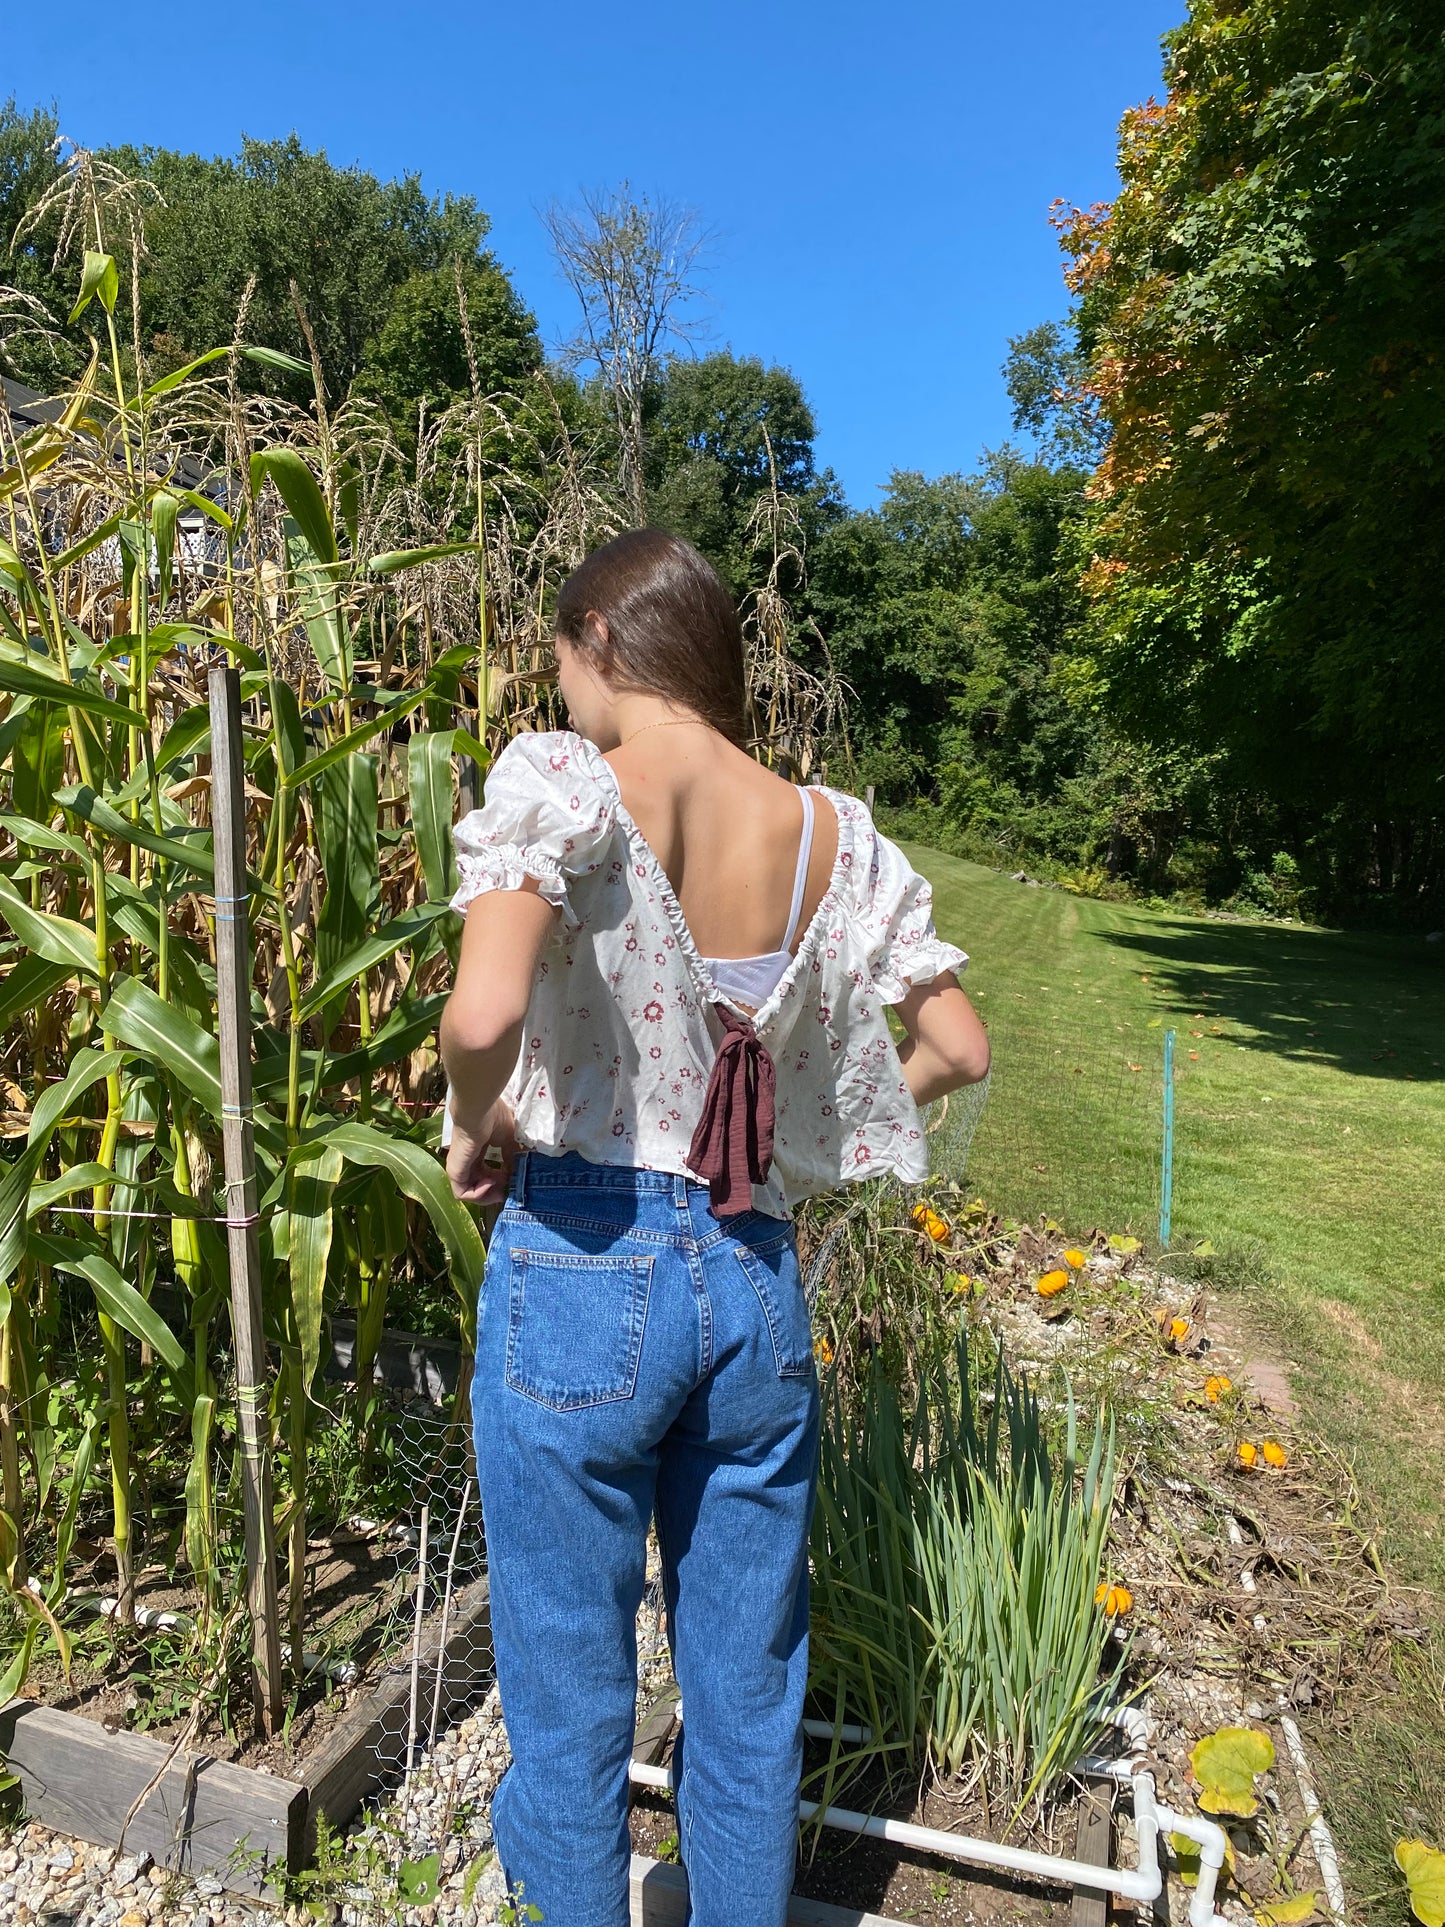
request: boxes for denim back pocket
[505,1247,654,1412]
[733,1236,814,1379]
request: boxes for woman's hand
[446,1098,520,1205]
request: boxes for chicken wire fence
[276,1330,492,1845]
[926,1010,1187,1244]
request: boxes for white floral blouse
[450,731,968,1218]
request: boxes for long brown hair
[554,529,749,745]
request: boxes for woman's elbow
[950,1030,990,1085]
[439,996,525,1065]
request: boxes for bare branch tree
[543,183,710,523]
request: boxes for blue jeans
[472,1150,820,1927]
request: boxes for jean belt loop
[513,1149,530,1204]
[673,1170,690,1218]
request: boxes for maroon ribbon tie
[687,1003,777,1217]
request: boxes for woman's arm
[893,971,990,1107]
[440,882,558,1202]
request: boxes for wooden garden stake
[209,665,284,1733]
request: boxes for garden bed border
[0,1571,493,1897]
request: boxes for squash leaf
[1170,1829,1236,1890]
[1189,1725,1275,1817]
[1397,1839,1445,1927]
[1254,1895,1320,1925]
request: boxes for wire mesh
[928,1007,1183,1241]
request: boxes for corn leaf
[151,491,180,608]
[367,541,484,576]
[408,730,462,906]
[298,904,449,1022]
[69,251,119,322]
[0,653,144,729]
[286,1143,342,1392]
[144,342,310,400]
[100,977,221,1118]
[286,527,350,689]
[29,1049,128,1150]
[53,783,215,880]
[252,450,337,567]
[30,1230,186,1372]
[314,753,378,996]
[0,873,99,977]
[285,690,428,787]
[0,953,71,1032]
[312,1119,486,1322]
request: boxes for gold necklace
[621,717,710,745]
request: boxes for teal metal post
[1160,1028,1175,1247]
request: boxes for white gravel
[0,1554,674,1925]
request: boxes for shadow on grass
[1099,916,1445,1084]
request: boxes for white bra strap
[780,787,816,954]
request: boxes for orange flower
[1238,1441,1259,1468]
[1063,1248,1088,1269]
[1261,1440,1288,1468]
[1095,1581,1133,1618]
[814,1336,835,1368]
[947,1271,973,1296]
[911,1203,951,1243]
[1169,1317,1191,1342]
[1037,1269,1069,1298]
[1205,1375,1232,1403]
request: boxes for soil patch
[629,1785,1076,1925]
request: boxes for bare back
[604,730,839,964]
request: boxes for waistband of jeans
[512,1149,706,1201]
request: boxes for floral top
[450,731,968,1218]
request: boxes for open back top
[700,787,816,1010]
[451,731,967,1218]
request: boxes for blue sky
[11,0,1183,506]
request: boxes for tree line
[5,0,1441,926]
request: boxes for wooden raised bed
[0,1572,493,1897]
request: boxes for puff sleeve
[851,819,969,1005]
[450,732,615,928]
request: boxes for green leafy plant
[809,1327,1123,1817]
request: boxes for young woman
[441,529,989,1927]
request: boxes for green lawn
[906,844,1445,1590]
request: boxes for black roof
[3,373,221,501]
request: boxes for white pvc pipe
[82,1593,357,1684]
[629,1700,1232,1926]
[1277,1705,1347,1926]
